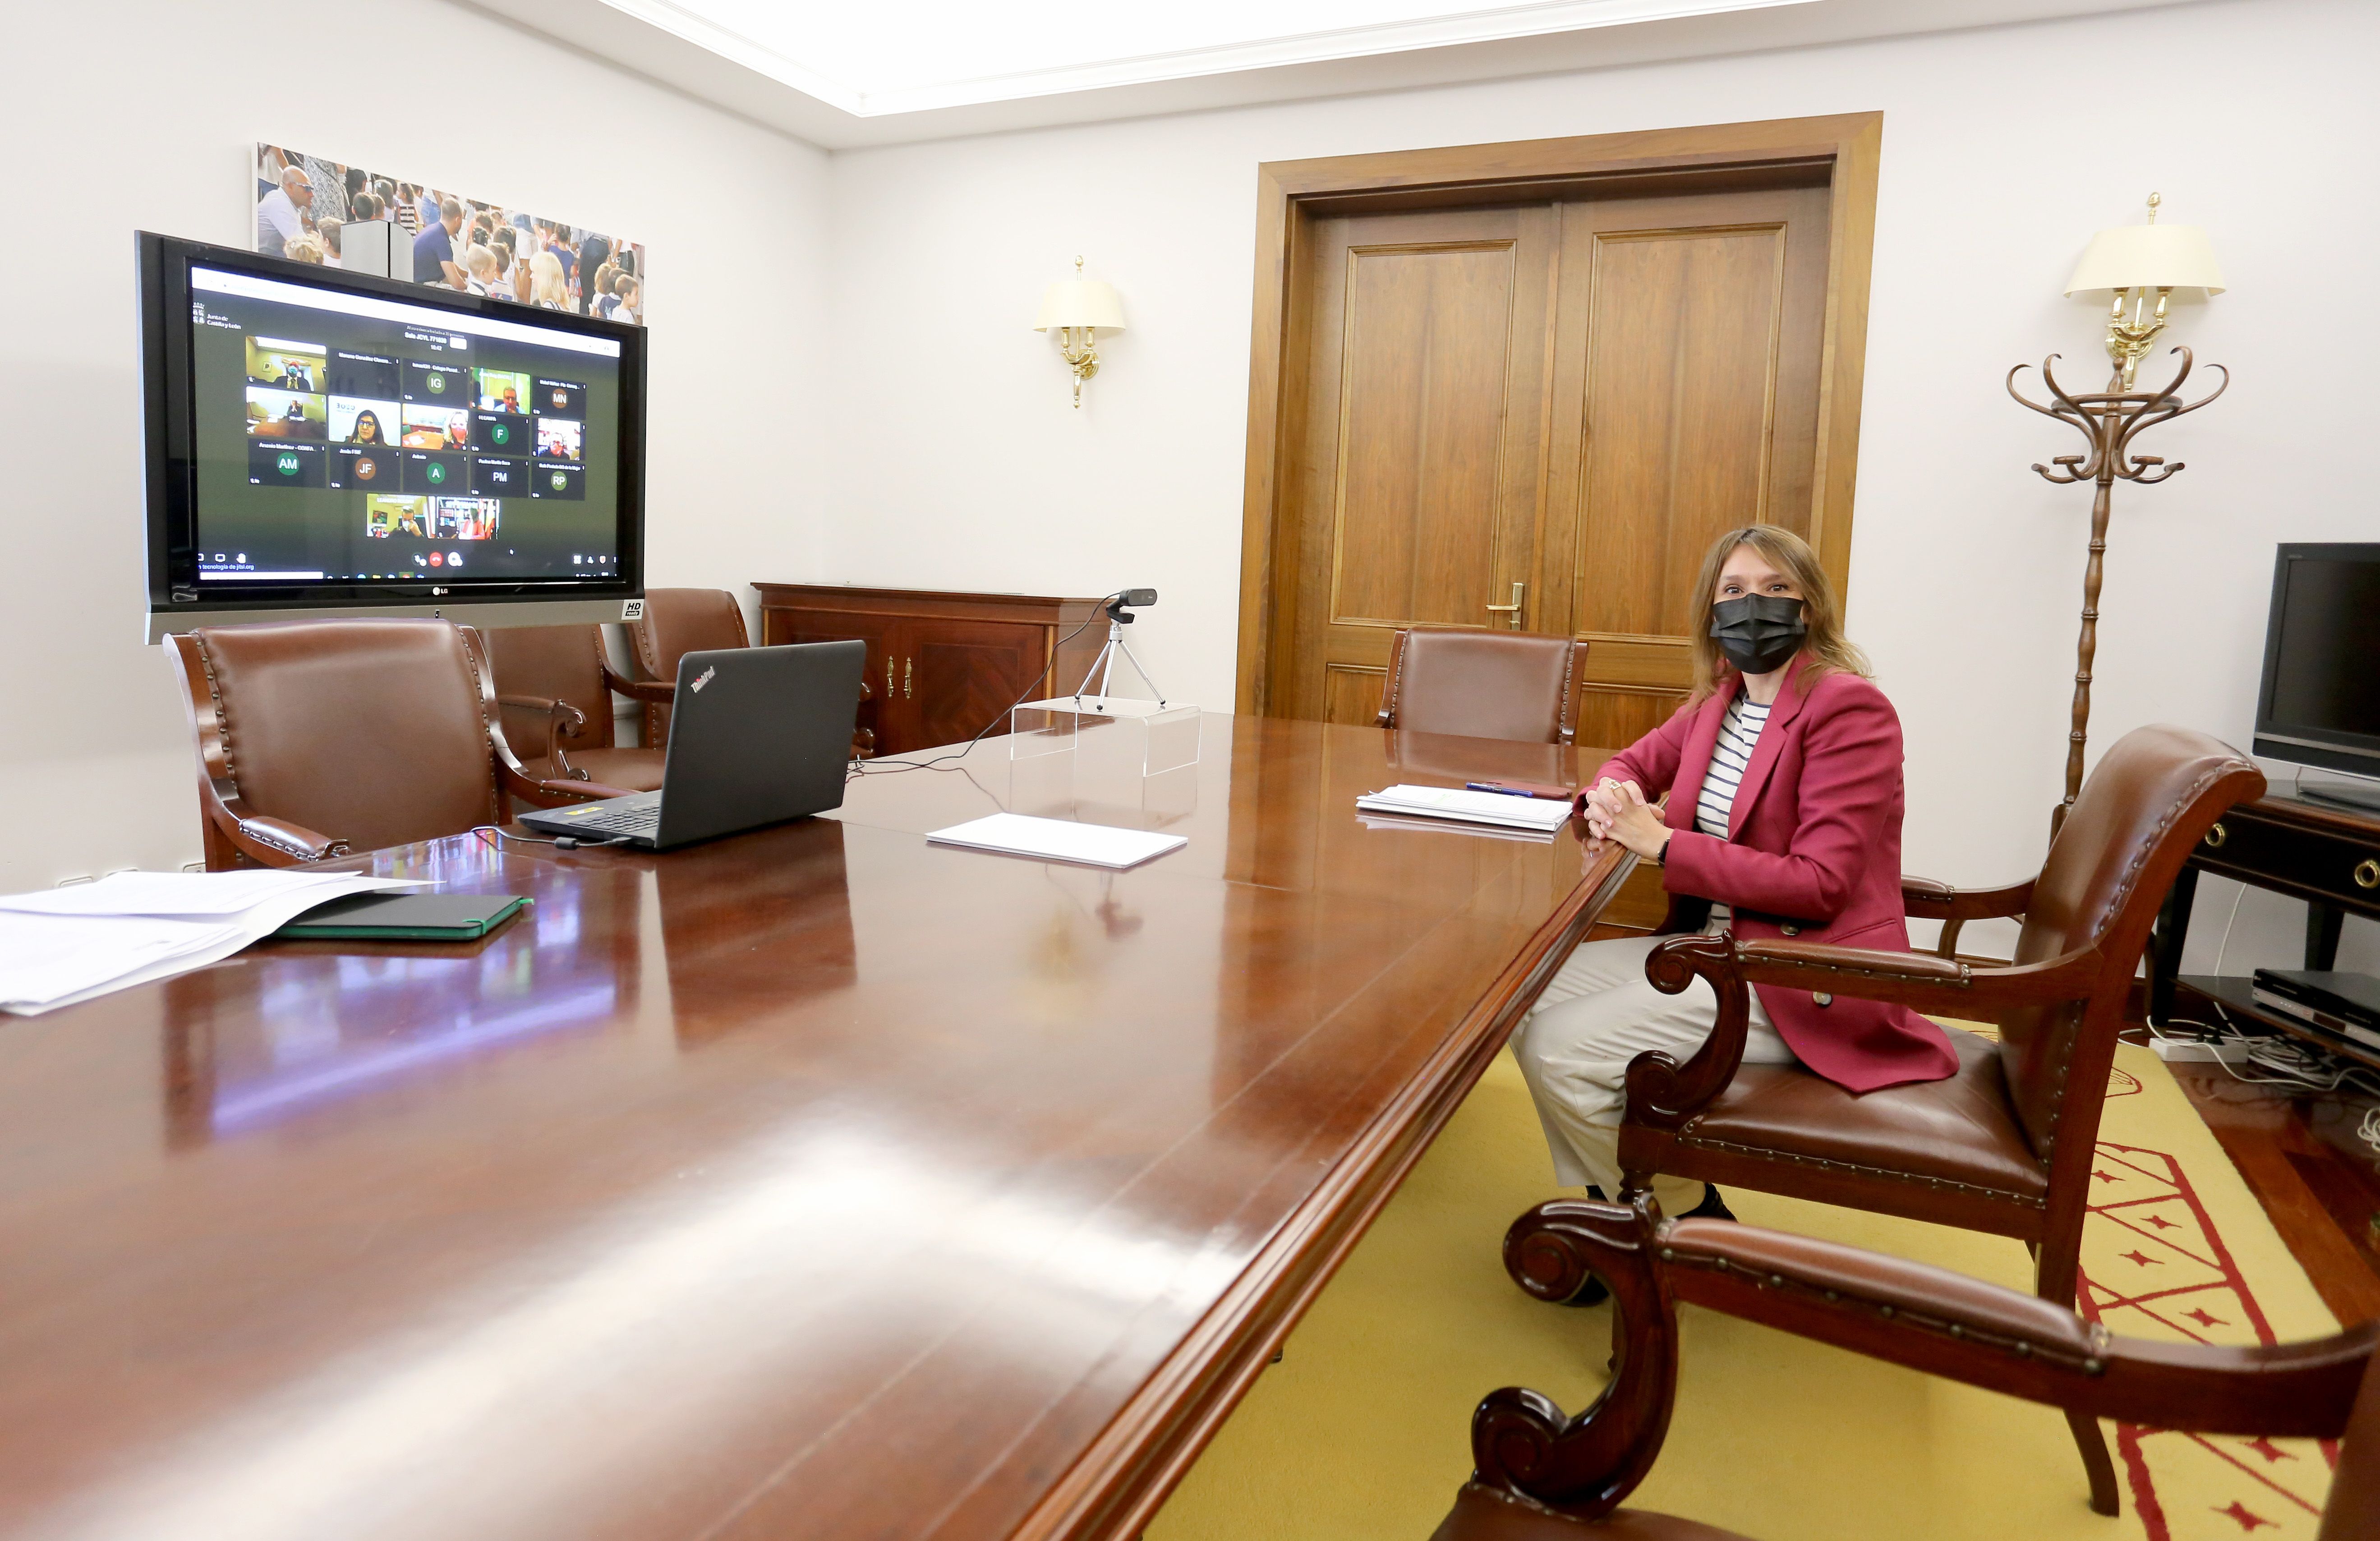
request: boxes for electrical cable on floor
[2209,879,2249,980]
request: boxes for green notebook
[272,892,531,941]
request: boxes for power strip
[2153,1037,2251,1065]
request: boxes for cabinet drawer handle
[2203,822,2227,850]
[903,658,912,699]
[886,658,894,695]
[2357,859,2380,891]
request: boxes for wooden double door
[1260,169,1846,745]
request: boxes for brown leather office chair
[1593,724,2263,1515]
[483,623,672,792]
[628,588,750,747]
[1435,1197,2380,1540]
[1376,627,1589,745]
[170,619,624,869]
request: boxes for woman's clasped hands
[1578,777,1672,861]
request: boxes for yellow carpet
[1146,1036,2341,1541]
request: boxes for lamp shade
[1034,278,1126,331]
[2063,223,2226,296]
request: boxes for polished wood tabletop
[0,715,1629,1541]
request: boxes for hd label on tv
[248,442,327,488]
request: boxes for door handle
[1484,581,1525,630]
[903,658,913,699]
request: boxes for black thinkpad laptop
[520,639,863,851]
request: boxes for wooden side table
[752,584,1106,758]
[2149,792,2380,1051]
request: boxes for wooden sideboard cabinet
[753,584,1108,758]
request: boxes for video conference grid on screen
[189,266,622,584]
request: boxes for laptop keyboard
[566,800,663,838]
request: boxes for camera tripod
[1071,619,1169,708]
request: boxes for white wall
[815,0,2380,971]
[0,0,829,890]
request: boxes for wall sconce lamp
[2063,191,2226,389]
[1033,257,1126,408]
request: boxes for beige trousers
[1510,933,1799,1212]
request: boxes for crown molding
[462,0,2192,149]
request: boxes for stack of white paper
[926,812,1187,869]
[1354,784,1574,837]
[0,870,426,1017]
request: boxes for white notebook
[1354,784,1574,833]
[926,812,1188,869]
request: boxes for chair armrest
[204,797,348,866]
[1622,934,2102,1134]
[1901,874,2035,957]
[1657,1214,2377,1438]
[496,755,635,810]
[495,693,587,773]
[1436,1197,1680,1529]
[600,662,675,704]
[1728,936,2102,1014]
[1448,1197,2378,1532]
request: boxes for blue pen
[1464,782,1537,798]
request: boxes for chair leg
[2036,1234,2120,1517]
[2066,1409,2121,1517]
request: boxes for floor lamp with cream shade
[2010,194,2229,836]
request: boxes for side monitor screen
[2266,556,2380,740]
[187,264,623,585]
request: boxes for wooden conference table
[0,715,1630,1541]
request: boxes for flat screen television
[138,231,644,639]
[2253,543,2380,810]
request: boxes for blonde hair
[1686,524,1869,704]
[529,250,569,308]
[282,235,325,265]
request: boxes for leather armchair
[1603,723,2265,1514]
[483,622,671,792]
[1376,627,1590,745]
[627,588,750,748]
[170,618,628,870]
[1435,1197,2380,1539]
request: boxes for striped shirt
[1694,693,1772,926]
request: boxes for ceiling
[464,0,2187,147]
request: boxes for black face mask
[1709,594,1807,676]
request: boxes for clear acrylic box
[1009,696,1201,777]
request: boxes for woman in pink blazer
[1511,525,1957,1285]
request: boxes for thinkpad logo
[691,666,716,693]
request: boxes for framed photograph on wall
[253,143,646,324]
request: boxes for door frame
[1233,112,1884,715]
